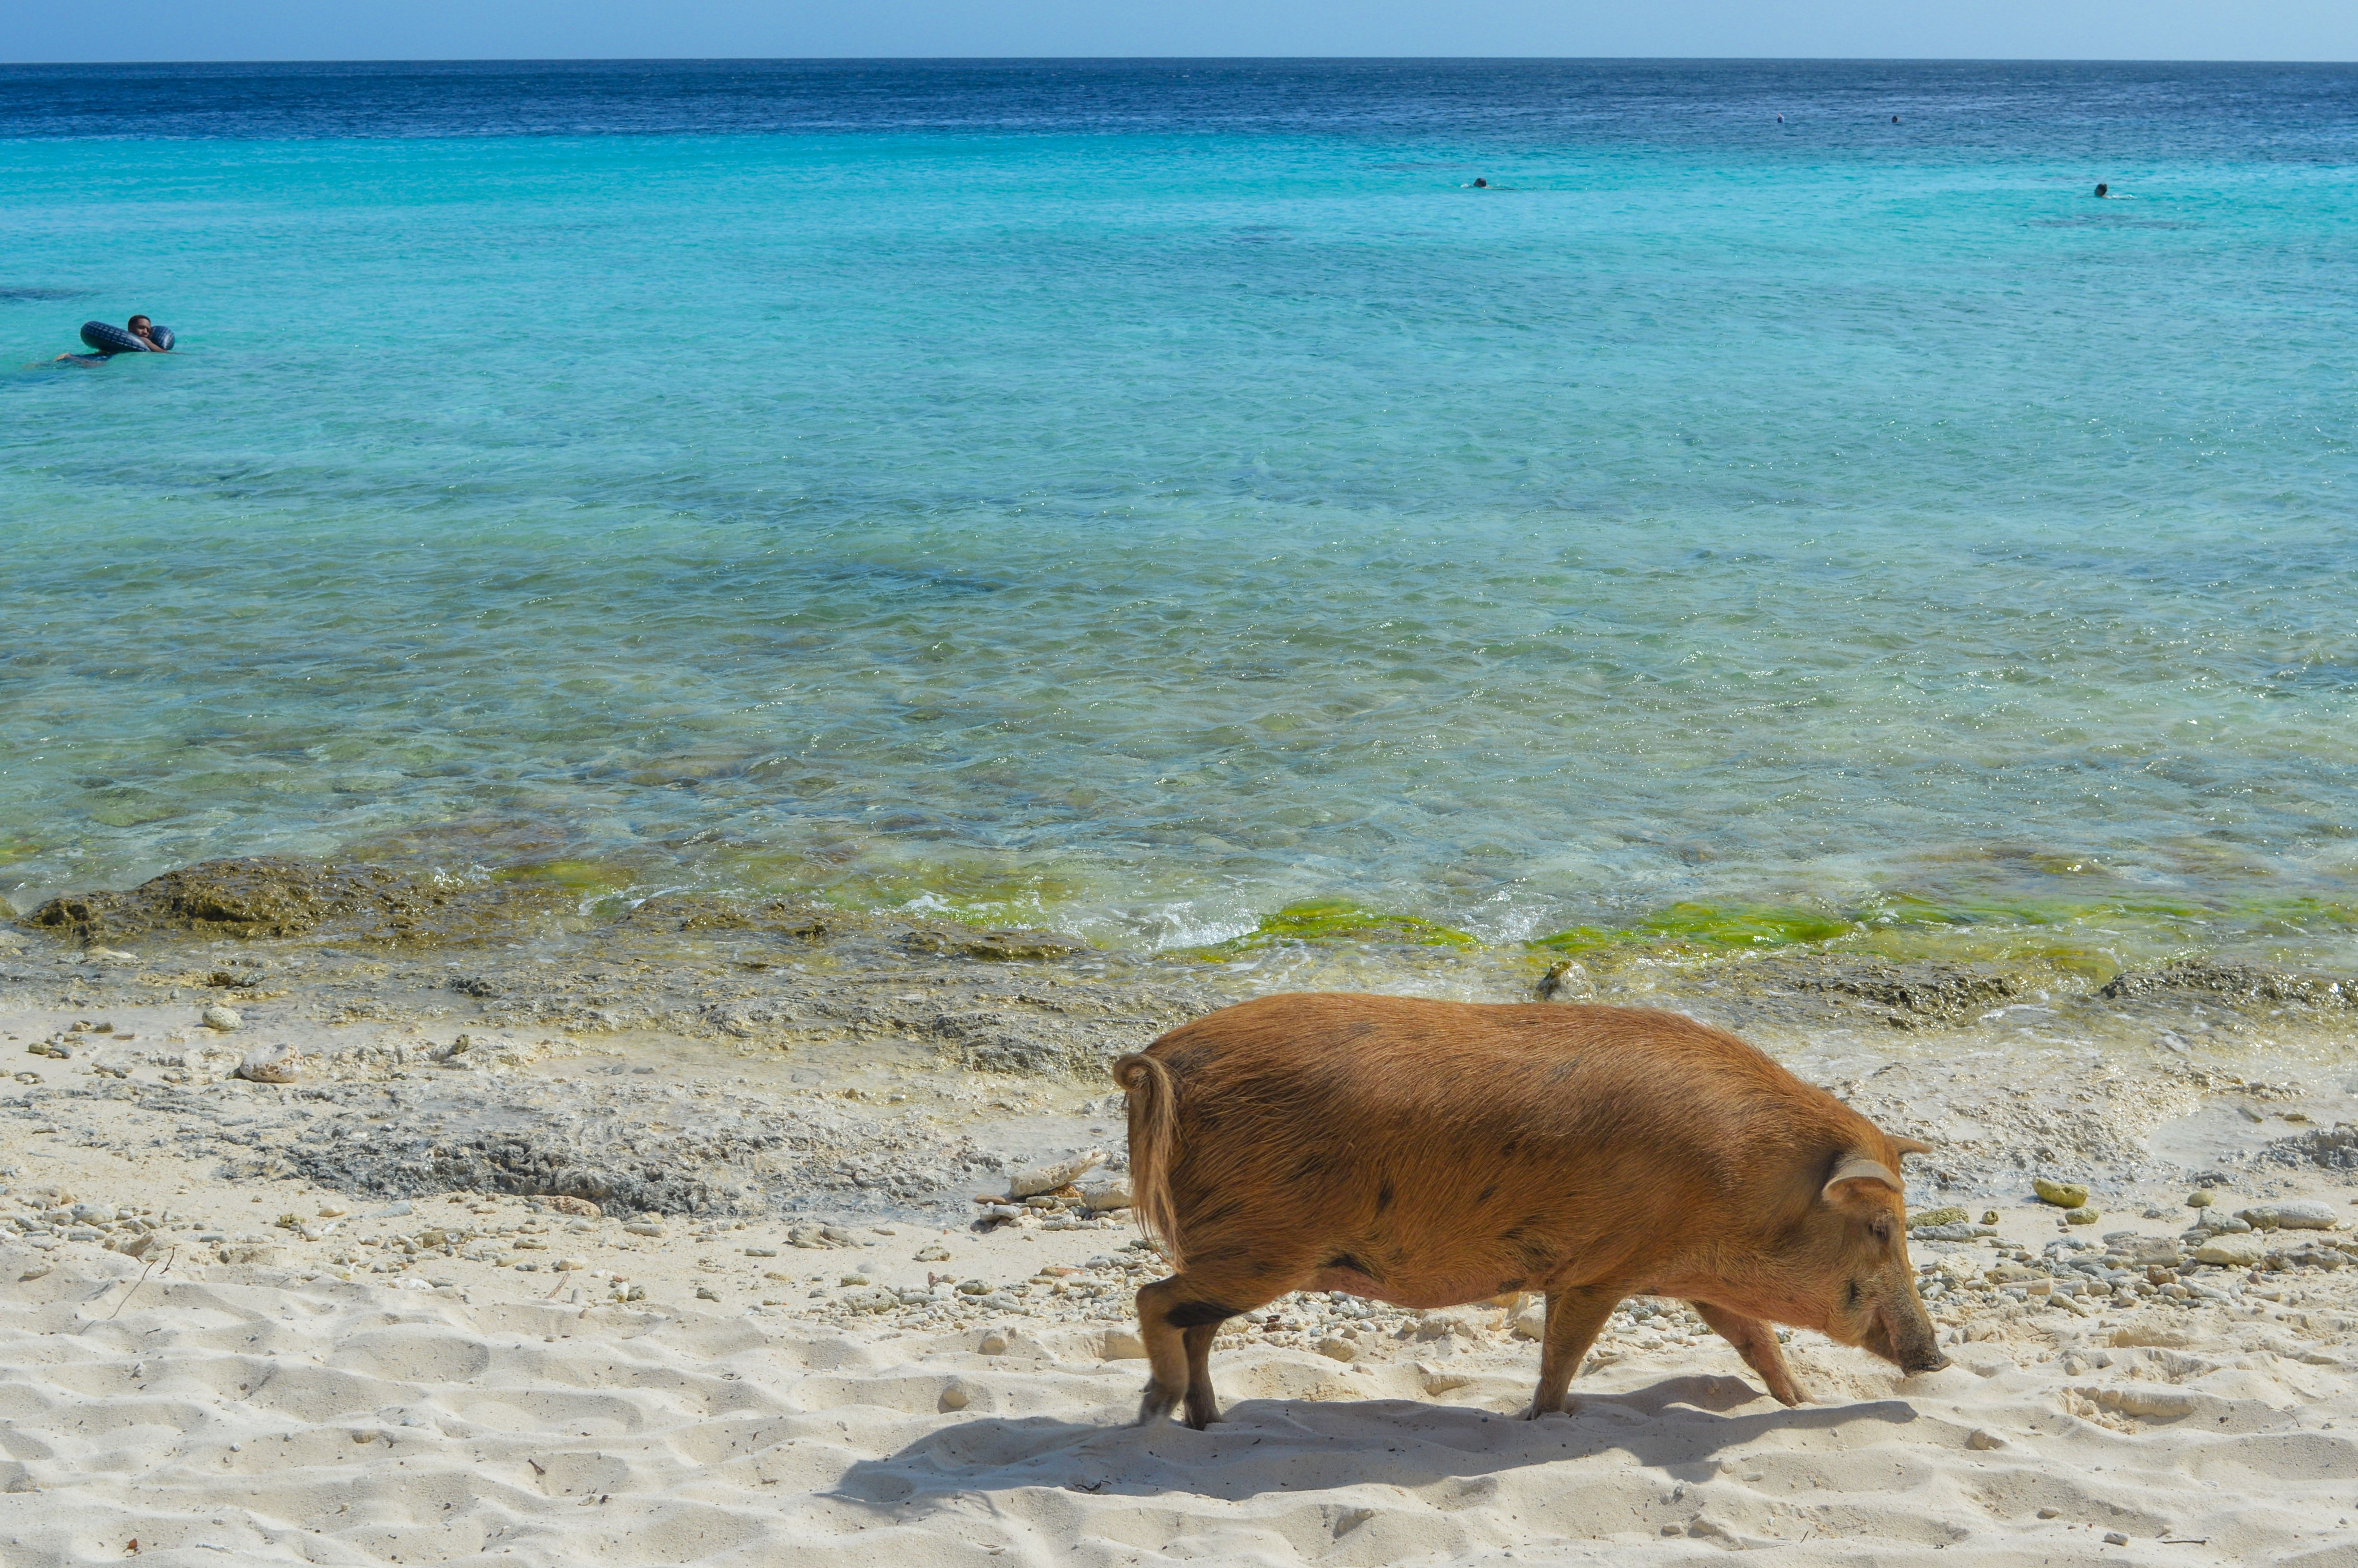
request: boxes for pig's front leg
[1690,1300,1809,1407]
[1523,1286,1617,1418]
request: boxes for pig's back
[1136,993,1843,1303]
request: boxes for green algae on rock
[20,857,567,948]
[1205,900,1478,956]
[1532,902,1860,955]
[901,924,1089,962]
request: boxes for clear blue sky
[6,0,2353,63]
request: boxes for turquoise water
[6,62,2358,961]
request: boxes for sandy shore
[3,1161,2355,1568]
[5,873,2358,1564]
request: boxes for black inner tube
[80,320,173,354]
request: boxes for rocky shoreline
[5,856,2358,1233]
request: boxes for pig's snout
[1858,1299,1947,1375]
[1885,1303,1948,1375]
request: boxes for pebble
[2237,1200,2338,1232]
[1007,1150,1107,1200]
[2066,1207,2101,1226]
[1078,1177,1133,1212]
[744,1247,778,1258]
[556,1256,586,1271]
[543,1195,601,1217]
[1966,1428,2006,1451]
[914,1243,952,1262]
[1536,959,1592,1000]
[1316,1336,1359,1363]
[2105,1533,2129,1546]
[1907,1207,1970,1230]
[2186,1190,2214,1208]
[200,1005,242,1033]
[695,1286,720,1301]
[938,1384,970,1412]
[2033,1178,2090,1210]
[979,1331,1010,1355]
[623,1221,666,1237]
[236,1044,303,1084]
[2194,1235,2267,1268]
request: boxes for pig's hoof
[1521,1399,1568,1421]
[1182,1393,1223,1429]
[1135,1381,1180,1426]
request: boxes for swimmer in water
[54,314,172,363]
[1472,177,1488,188]
[2094,182,2110,197]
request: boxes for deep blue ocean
[5,61,2357,966]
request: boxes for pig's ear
[1891,1136,1933,1160]
[1822,1155,1903,1205]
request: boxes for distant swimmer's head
[1891,115,1900,124]
[2093,182,2109,198]
[1472,177,1488,188]
[126,315,155,342]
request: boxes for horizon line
[6,54,2356,67]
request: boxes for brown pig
[1113,993,1945,1429]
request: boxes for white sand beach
[4,1007,2356,1568]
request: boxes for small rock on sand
[1008,1150,1106,1199]
[236,1044,302,1084]
[1908,1207,1970,1230]
[2194,1235,2267,1268]
[2033,1177,2090,1209]
[1966,1429,2006,1450]
[2238,1200,2338,1231]
[938,1384,970,1411]
[200,1004,242,1033]
[1317,1336,1359,1363]
[543,1195,601,1217]
[1078,1177,1131,1212]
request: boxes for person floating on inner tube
[56,314,174,363]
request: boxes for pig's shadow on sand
[834,1375,1919,1508]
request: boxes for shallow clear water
[6,61,2358,962]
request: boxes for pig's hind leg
[1524,1286,1618,1419]
[1181,1325,1223,1428]
[1690,1301,1808,1407]
[1135,1275,1274,1428]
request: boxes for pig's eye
[1868,1215,1894,1244]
